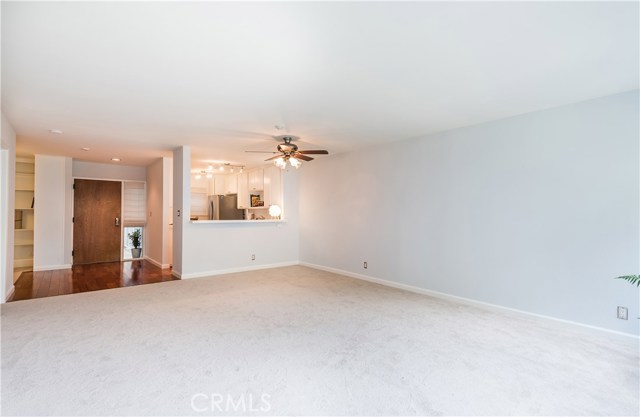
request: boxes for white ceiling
[2,1,638,169]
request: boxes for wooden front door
[73,179,122,265]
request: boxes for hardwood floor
[9,260,177,302]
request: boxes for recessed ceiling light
[111,158,121,162]
[81,147,90,151]
[48,129,63,135]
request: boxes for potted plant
[616,275,640,287]
[128,229,142,258]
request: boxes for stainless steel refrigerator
[208,194,244,220]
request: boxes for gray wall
[299,90,639,335]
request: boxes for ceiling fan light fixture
[289,157,301,168]
[274,157,286,169]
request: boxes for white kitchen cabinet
[224,174,238,195]
[191,175,212,195]
[263,166,282,208]
[248,168,264,191]
[213,175,225,195]
[237,173,249,209]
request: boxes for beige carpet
[1,266,638,416]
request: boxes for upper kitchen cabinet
[224,174,238,195]
[213,175,225,195]
[212,174,238,195]
[263,166,282,207]
[237,173,250,209]
[192,174,213,195]
[248,168,264,191]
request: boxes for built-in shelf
[14,241,34,246]
[14,157,35,274]
[14,258,34,268]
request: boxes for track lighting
[193,163,245,178]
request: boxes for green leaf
[615,275,640,287]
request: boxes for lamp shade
[268,205,282,218]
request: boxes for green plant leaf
[615,275,640,287]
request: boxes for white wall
[146,157,172,268]
[181,170,300,277]
[34,155,73,270]
[73,160,146,181]
[0,113,16,301]
[172,146,300,278]
[172,147,188,277]
[299,91,639,336]
[164,157,173,266]
[64,159,73,265]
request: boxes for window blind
[123,181,146,226]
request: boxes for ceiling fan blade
[264,154,283,161]
[293,153,314,162]
[297,150,329,155]
[246,150,278,154]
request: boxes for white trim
[300,262,639,342]
[33,264,71,272]
[190,219,287,224]
[144,256,171,269]
[5,285,15,302]
[171,270,182,279]
[180,261,298,280]
[73,176,145,183]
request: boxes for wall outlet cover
[617,306,628,320]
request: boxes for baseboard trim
[5,285,15,302]
[33,264,71,272]
[144,256,171,269]
[300,262,639,341]
[180,261,299,280]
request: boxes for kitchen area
[189,164,283,223]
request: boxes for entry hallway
[9,260,176,301]
[1,266,637,415]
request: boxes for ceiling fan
[246,135,328,169]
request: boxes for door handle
[115,217,120,226]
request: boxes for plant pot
[131,248,142,258]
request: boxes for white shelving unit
[14,157,34,277]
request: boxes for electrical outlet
[363,261,368,269]
[251,254,255,261]
[617,306,628,320]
